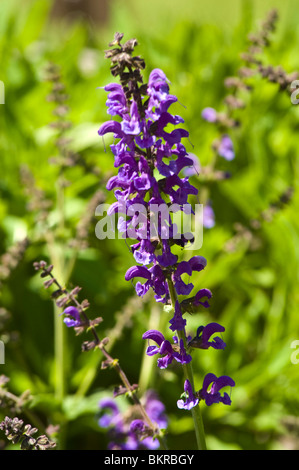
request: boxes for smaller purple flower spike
[61,306,82,327]
[201,107,218,123]
[217,134,235,161]
[177,379,199,411]
[188,323,226,350]
[199,373,235,406]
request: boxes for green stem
[167,279,207,450]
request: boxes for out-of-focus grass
[0,0,299,450]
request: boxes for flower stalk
[97,33,235,451]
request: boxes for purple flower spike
[200,373,235,406]
[177,379,199,410]
[61,306,82,327]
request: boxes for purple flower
[172,256,207,296]
[142,329,191,369]
[132,239,156,265]
[199,373,235,406]
[121,101,142,135]
[98,398,122,430]
[169,301,186,332]
[125,264,168,301]
[188,323,226,350]
[193,288,213,308]
[144,390,168,429]
[218,135,235,161]
[98,120,123,138]
[103,83,128,117]
[177,379,199,410]
[61,306,82,327]
[161,174,198,205]
[125,265,152,282]
[201,107,218,122]
[156,240,178,267]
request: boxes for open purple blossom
[172,256,207,296]
[61,306,82,328]
[188,323,226,350]
[199,373,235,406]
[125,264,169,301]
[142,329,191,369]
[103,83,128,117]
[193,288,213,308]
[177,379,199,410]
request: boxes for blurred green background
[1,0,299,450]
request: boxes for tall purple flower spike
[99,35,235,417]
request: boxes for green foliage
[1,0,299,450]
